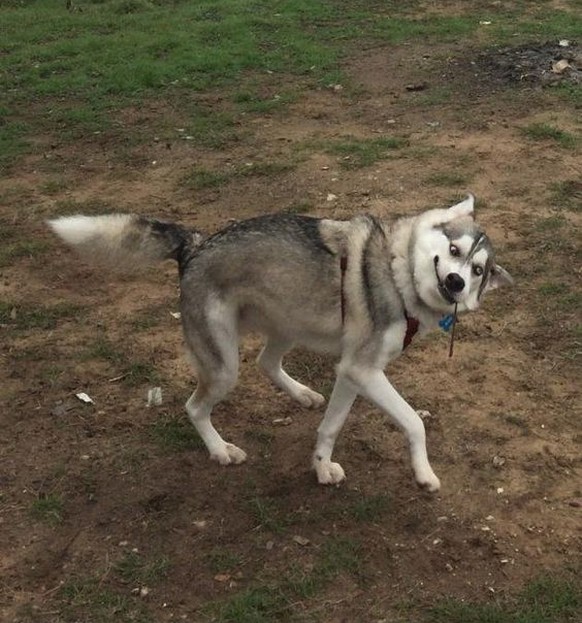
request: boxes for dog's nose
[445,272,465,293]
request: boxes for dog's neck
[388,216,446,330]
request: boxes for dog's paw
[415,470,441,493]
[313,457,345,485]
[210,443,247,466]
[295,387,326,409]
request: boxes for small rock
[266,540,274,551]
[214,574,231,583]
[552,59,571,74]
[492,455,506,468]
[272,416,292,426]
[146,387,163,407]
[75,392,94,404]
[567,498,582,508]
[193,520,207,530]
[139,587,150,598]
[496,487,504,494]
[326,193,338,202]
[292,535,310,546]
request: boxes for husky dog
[49,195,512,492]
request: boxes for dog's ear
[448,194,475,220]
[421,194,475,227]
[488,264,514,291]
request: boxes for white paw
[294,387,326,409]
[313,457,346,485]
[415,469,441,493]
[210,443,248,466]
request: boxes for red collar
[403,310,419,350]
[340,255,419,351]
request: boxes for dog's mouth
[433,256,456,305]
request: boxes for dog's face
[413,196,513,313]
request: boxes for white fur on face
[413,229,491,313]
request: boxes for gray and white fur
[48,195,512,491]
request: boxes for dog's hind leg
[183,300,247,466]
[257,337,325,408]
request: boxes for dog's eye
[473,265,484,277]
[449,244,460,257]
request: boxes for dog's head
[412,195,513,313]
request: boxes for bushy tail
[48,214,204,269]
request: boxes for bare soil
[1,40,580,622]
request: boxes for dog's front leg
[313,375,358,485]
[349,367,441,492]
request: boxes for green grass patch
[233,89,296,114]
[150,414,205,452]
[346,493,391,522]
[182,168,231,190]
[83,335,125,363]
[59,578,152,623]
[181,159,295,191]
[209,534,364,622]
[323,135,408,169]
[0,239,51,267]
[521,123,579,148]
[319,536,362,578]
[425,171,470,187]
[0,301,84,330]
[2,1,582,171]
[534,214,567,232]
[550,180,582,213]
[121,361,160,386]
[427,571,581,623]
[30,492,64,525]
[206,549,244,574]
[213,585,288,623]
[114,551,170,585]
[246,495,287,534]
[538,283,569,297]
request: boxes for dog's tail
[48,214,204,270]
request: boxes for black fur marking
[361,217,388,324]
[193,213,334,257]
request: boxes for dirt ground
[1,37,581,623]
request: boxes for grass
[150,414,205,452]
[246,495,287,534]
[427,572,581,623]
[323,135,408,169]
[209,535,363,622]
[1,2,581,172]
[0,301,84,330]
[550,180,582,213]
[0,239,51,267]
[206,549,244,574]
[59,578,152,623]
[30,492,64,525]
[426,171,471,187]
[346,493,391,522]
[181,160,295,191]
[521,123,579,149]
[115,551,170,585]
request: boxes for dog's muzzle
[434,256,457,305]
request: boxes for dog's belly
[239,303,343,355]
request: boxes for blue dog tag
[439,314,454,332]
